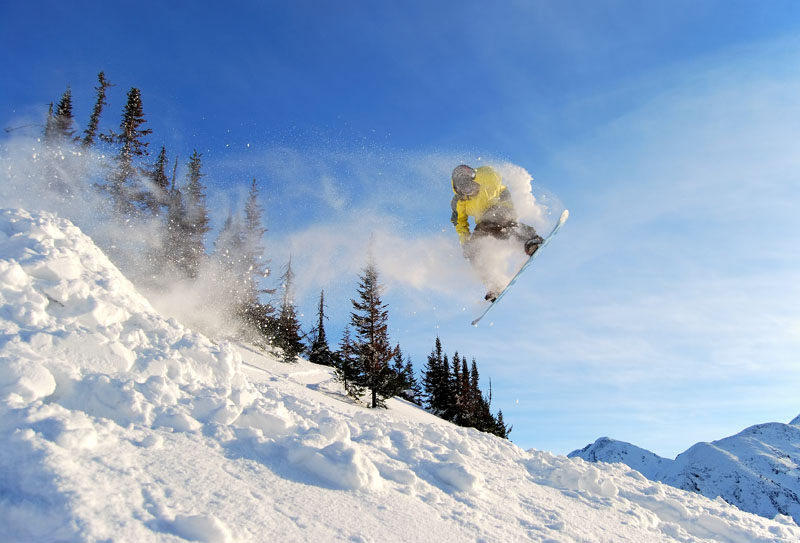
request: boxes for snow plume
[0,136,256,340]
[493,161,549,230]
[241,147,560,313]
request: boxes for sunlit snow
[1,208,798,542]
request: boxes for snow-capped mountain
[2,207,799,543]
[570,419,800,527]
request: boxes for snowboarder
[450,164,543,301]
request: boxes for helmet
[452,165,479,197]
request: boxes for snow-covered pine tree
[350,260,397,408]
[82,71,112,147]
[308,290,335,367]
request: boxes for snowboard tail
[471,209,569,326]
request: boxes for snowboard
[471,209,569,326]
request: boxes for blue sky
[2,1,800,457]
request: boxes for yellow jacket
[451,166,515,244]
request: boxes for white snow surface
[570,422,800,528]
[1,208,798,542]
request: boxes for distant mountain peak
[570,415,800,526]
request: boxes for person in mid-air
[451,164,543,301]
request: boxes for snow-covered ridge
[570,419,800,526]
[1,207,798,542]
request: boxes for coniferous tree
[308,290,335,367]
[391,346,421,405]
[494,410,511,439]
[42,88,77,195]
[455,356,471,426]
[43,102,56,142]
[209,179,273,340]
[423,337,449,415]
[82,71,112,147]
[448,352,464,423]
[103,87,152,216]
[181,150,210,277]
[163,161,188,272]
[241,178,269,308]
[350,260,397,408]
[468,359,481,425]
[274,258,304,363]
[334,326,365,401]
[422,338,511,439]
[213,210,247,309]
[146,146,170,216]
[52,87,76,142]
[404,357,423,406]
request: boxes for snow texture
[1,207,798,542]
[570,420,800,527]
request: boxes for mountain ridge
[569,417,800,526]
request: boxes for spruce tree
[43,88,77,195]
[349,260,396,408]
[404,358,423,406]
[181,150,210,277]
[391,346,421,405]
[423,337,449,416]
[213,210,246,306]
[469,359,481,424]
[163,164,188,272]
[241,179,269,307]
[104,87,152,217]
[494,410,511,439]
[334,326,365,401]
[446,352,462,423]
[456,356,471,426]
[308,290,335,367]
[52,87,76,142]
[43,102,56,142]
[146,146,170,216]
[82,71,112,147]
[275,258,304,363]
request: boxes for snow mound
[1,208,799,542]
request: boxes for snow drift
[1,207,798,542]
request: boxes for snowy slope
[1,208,799,543]
[570,420,800,527]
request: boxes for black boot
[524,236,544,256]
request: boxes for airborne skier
[450,164,543,301]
